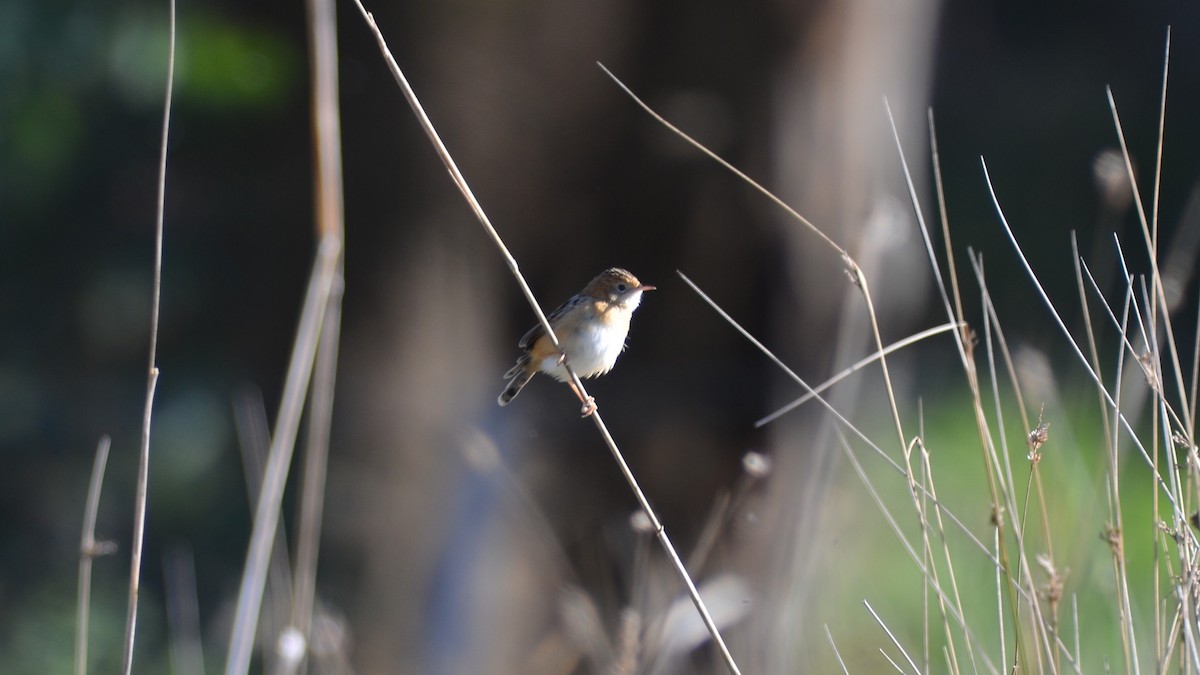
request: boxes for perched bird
[499,268,655,415]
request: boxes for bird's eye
[616,283,628,292]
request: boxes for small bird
[499,268,655,415]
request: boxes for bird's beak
[639,284,656,292]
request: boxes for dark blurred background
[4,0,1200,672]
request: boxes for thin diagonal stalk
[924,110,978,675]
[121,1,174,670]
[865,599,922,675]
[601,63,907,460]
[286,270,342,671]
[348,5,740,673]
[225,240,341,675]
[826,625,851,675]
[755,322,960,428]
[233,387,297,672]
[76,436,113,675]
[969,253,1059,674]
[926,110,967,346]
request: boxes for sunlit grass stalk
[865,599,921,674]
[825,624,851,675]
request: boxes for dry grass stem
[825,625,851,675]
[598,63,841,257]
[232,388,298,672]
[75,436,114,675]
[285,284,341,671]
[606,66,909,460]
[754,322,961,428]
[349,5,740,672]
[864,599,922,675]
[121,0,174,670]
[225,240,341,675]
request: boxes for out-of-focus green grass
[808,381,1167,672]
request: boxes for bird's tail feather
[498,369,535,406]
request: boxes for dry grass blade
[225,243,341,675]
[926,109,968,343]
[755,322,962,428]
[884,100,963,356]
[881,649,908,674]
[286,284,341,669]
[898,108,982,675]
[232,388,297,671]
[348,4,741,673]
[121,0,174,670]
[597,63,843,257]
[865,599,922,675]
[825,625,851,675]
[76,436,113,675]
